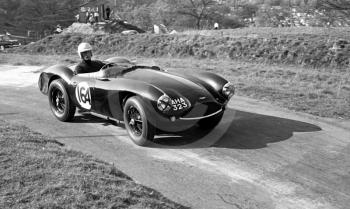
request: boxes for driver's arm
[74,64,85,74]
[96,60,106,70]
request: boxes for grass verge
[0,120,188,209]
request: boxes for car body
[38,57,235,146]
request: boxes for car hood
[123,69,216,103]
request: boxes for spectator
[94,10,99,23]
[153,25,160,34]
[85,11,90,23]
[88,13,95,25]
[106,6,111,20]
[110,9,115,20]
[75,14,80,22]
[214,22,219,30]
[54,25,62,34]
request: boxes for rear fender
[38,65,74,95]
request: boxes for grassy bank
[1,53,349,120]
[0,120,187,209]
[9,27,350,69]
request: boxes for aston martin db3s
[38,57,235,146]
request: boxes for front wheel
[123,96,155,146]
[48,79,76,122]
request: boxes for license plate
[171,98,188,111]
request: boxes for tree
[169,0,218,29]
[0,0,21,34]
[315,0,350,25]
[317,0,350,15]
[149,0,176,27]
[236,3,259,19]
[125,5,153,30]
[15,0,83,33]
[113,0,159,30]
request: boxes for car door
[93,77,123,119]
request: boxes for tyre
[197,111,223,131]
[123,96,155,146]
[48,79,76,122]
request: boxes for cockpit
[72,59,161,79]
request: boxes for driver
[74,42,105,74]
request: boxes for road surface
[0,65,349,209]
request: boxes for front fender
[186,72,229,103]
[38,65,74,95]
[94,78,165,121]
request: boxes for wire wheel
[48,79,75,122]
[126,105,143,136]
[123,96,155,146]
[51,87,66,114]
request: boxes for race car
[38,57,235,146]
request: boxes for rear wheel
[48,79,76,121]
[197,111,223,131]
[123,96,155,146]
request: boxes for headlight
[222,82,235,98]
[157,94,171,112]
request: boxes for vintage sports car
[38,57,235,146]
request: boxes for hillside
[13,27,350,69]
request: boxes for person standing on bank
[74,42,105,74]
[214,22,219,30]
[88,13,95,25]
[94,9,99,23]
[85,11,90,23]
[106,6,111,20]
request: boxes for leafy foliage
[1,0,350,36]
[0,0,83,36]
[168,0,218,29]
[315,0,350,25]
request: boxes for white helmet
[77,42,92,58]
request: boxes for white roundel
[75,82,91,110]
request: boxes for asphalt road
[0,65,350,209]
